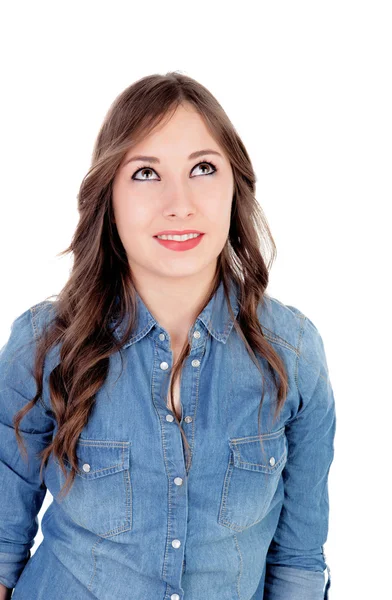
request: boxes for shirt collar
[111,277,241,350]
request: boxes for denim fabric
[0,278,336,599]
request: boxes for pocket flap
[64,439,131,480]
[230,427,287,474]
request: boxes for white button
[193,330,201,339]
[159,333,165,341]
[191,359,200,368]
[160,361,169,370]
[82,463,91,472]
[269,457,276,466]
[171,539,181,548]
[166,414,175,422]
[184,416,193,423]
[174,477,183,486]
[171,594,180,600]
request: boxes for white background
[1,1,391,597]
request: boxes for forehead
[123,106,221,159]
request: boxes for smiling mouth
[153,233,205,251]
[153,234,203,241]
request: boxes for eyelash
[131,160,218,181]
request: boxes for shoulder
[0,306,34,365]
[1,300,58,369]
[257,293,308,352]
[29,299,58,339]
[258,293,329,374]
[0,302,58,416]
[259,294,331,405]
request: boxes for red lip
[153,229,204,236]
[154,233,204,251]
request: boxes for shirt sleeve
[0,307,55,589]
[263,312,336,600]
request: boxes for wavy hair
[13,71,289,501]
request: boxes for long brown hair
[13,71,288,501]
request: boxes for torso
[167,346,182,420]
[167,373,182,419]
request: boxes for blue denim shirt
[0,278,336,599]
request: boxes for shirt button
[166,414,175,422]
[174,477,183,486]
[159,333,165,341]
[171,539,181,549]
[269,457,276,466]
[171,595,180,600]
[160,361,169,370]
[191,359,200,368]
[184,416,193,423]
[82,463,91,473]
[193,330,201,339]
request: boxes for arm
[264,313,336,599]
[0,307,55,590]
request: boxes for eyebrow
[122,149,223,168]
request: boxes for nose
[161,183,197,219]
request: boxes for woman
[0,72,336,599]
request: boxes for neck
[131,264,218,346]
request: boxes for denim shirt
[0,279,336,599]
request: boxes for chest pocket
[55,439,132,537]
[218,426,287,532]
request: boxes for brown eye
[132,167,158,181]
[131,160,218,181]
[191,161,217,176]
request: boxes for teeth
[156,233,201,241]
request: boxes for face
[111,103,234,283]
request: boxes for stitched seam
[233,534,244,600]
[150,340,172,581]
[218,455,234,526]
[29,305,50,415]
[297,316,330,385]
[87,537,103,591]
[124,462,132,529]
[263,329,299,355]
[74,463,124,475]
[77,440,129,447]
[65,443,130,475]
[189,332,208,468]
[120,317,155,348]
[230,426,285,444]
[294,314,307,395]
[232,451,287,472]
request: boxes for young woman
[0,72,336,599]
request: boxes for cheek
[206,194,232,227]
[115,200,152,234]
[112,178,152,226]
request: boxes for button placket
[155,327,204,590]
